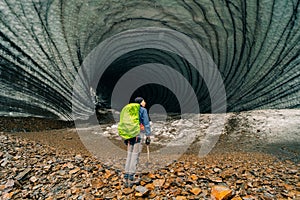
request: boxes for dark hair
[134,97,144,104]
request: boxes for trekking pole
[147,145,150,162]
[145,137,151,167]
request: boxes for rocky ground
[0,109,299,199]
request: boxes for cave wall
[0,0,299,120]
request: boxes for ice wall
[0,1,299,120]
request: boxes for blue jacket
[139,107,151,136]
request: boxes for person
[124,97,151,187]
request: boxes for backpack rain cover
[118,103,140,139]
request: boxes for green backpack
[118,103,140,140]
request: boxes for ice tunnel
[0,1,299,121]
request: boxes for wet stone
[15,168,31,181]
[135,185,149,195]
[29,176,38,183]
[122,188,134,195]
[190,187,201,195]
[4,180,14,189]
[145,183,155,190]
[153,178,165,187]
[104,192,116,198]
[189,174,198,181]
[0,185,5,191]
[75,154,83,162]
[58,170,66,176]
[241,195,258,200]
[211,185,233,200]
[69,167,80,174]
[231,197,243,200]
[175,196,187,200]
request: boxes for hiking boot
[124,180,130,188]
[124,174,140,187]
[129,174,134,181]
[126,174,134,187]
[123,173,130,188]
[124,173,129,180]
[128,174,142,186]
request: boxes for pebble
[4,180,14,189]
[231,197,242,200]
[211,185,233,200]
[122,188,134,195]
[135,185,149,195]
[15,168,31,181]
[75,154,83,162]
[29,176,37,183]
[190,187,201,195]
[153,178,165,187]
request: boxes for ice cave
[0,0,299,121]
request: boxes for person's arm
[141,108,151,136]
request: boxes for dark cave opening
[95,48,211,114]
[129,83,181,114]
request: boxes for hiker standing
[123,97,151,187]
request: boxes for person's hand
[145,137,151,145]
[124,139,129,145]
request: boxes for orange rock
[181,190,190,196]
[114,185,121,190]
[176,177,183,184]
[265,168,272,173]
[71,188,80,194]
[175,196,187,200]
[176,167,184,172]
[189,174,198,181]
[3,192,14,199]
[153,179,165,187]
[149,191,157,198]
[85,188,91,193]
[242,195,258,200]
[210,177,223,183]
[156,174,163,179]
[91,179,104,189]
[283,184,294,190]
[104,170,112,179]
[135,192,143,197]
[220,169,235,179]
[231,196,242,200]
[145,183,155,190]
[190,187,201,195]
[69,167,80,174]
[148,173,156,179]
[163,181,170,189]
[0,185,5,191]
[177,172,185,176]
[290,190,298,197]
[140,180,146,186]
[172,188,182,196]
[211,185,232,200]
[122,188,134,195]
